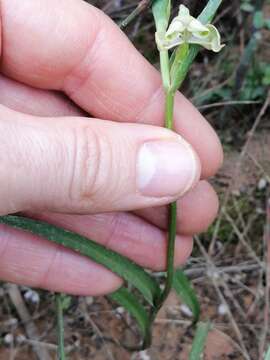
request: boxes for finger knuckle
[68,125,109,208]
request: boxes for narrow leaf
[173,269,200,323]
[0,215,160,305]
[189,322,211,360]
[152,0,171,32]
[109,287,151,343]
[197,0,223,24]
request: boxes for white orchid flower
[156,5,224,53]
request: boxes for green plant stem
[165,90,174,129]
[56,294,66,360]
[159,46,178,306]
[160,50,171,91]
[155,51,177,308]
[160,201,177,300]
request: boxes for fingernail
[137,138,200,197]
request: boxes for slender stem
[56,294,66,360]
[165,90,174,129]
[160,201,177,302]
[145,90,177,349]
[154,49,178,309]
[155,91,177,308]
[160,50,171,92]
[160,49,178,304]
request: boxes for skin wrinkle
[76,126,105,208]
[37,243,62,289]
[0,225,10,260]
[102,212,123,250]
[91,212,167,270]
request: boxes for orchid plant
[0,1,224,358]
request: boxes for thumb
[0,105,201,215]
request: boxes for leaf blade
[189,322,212,360]
[152,0,171,32]
[197,0,223,24]
[0,215,161,305]
[109,287,151,344]
[173,269,200,323]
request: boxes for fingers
[0,75,84,117]
[0,105,200,215]
[0,78,219,235]
[0,0,223,178]
[0,212,193,295]
[135,181,219,235]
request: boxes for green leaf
[197,0,223,25]
[152,0,171,32]
[109,287,152,346]
[0,215,161,305]
[56,294,66,360]
[59,294,72,311]
[173,269,200,323]
[170,43,190,92]
[265,345,270,360]
[189,322,212,360]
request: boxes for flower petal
[166,18,185,38]
[205,24,225,52]
[188,18,209,33]
[178,4,190,18]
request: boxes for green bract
[156,4,224,52]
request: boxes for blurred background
[1,1,270,359]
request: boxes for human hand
[0,0,223,296]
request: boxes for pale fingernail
[137,138,200,197]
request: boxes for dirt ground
[1,1,270,359]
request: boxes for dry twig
[6,284,51,360]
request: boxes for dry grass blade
[6,284,51,360]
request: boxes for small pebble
[139,350,151,360]
[218,303,229,315]
[115,306,125,315]
[4,333,14,345]
[24,289,40,304]
[258,178,267,190]
[85,296,94,306]
[180,304,193,317]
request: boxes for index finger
[0,0,223,177]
